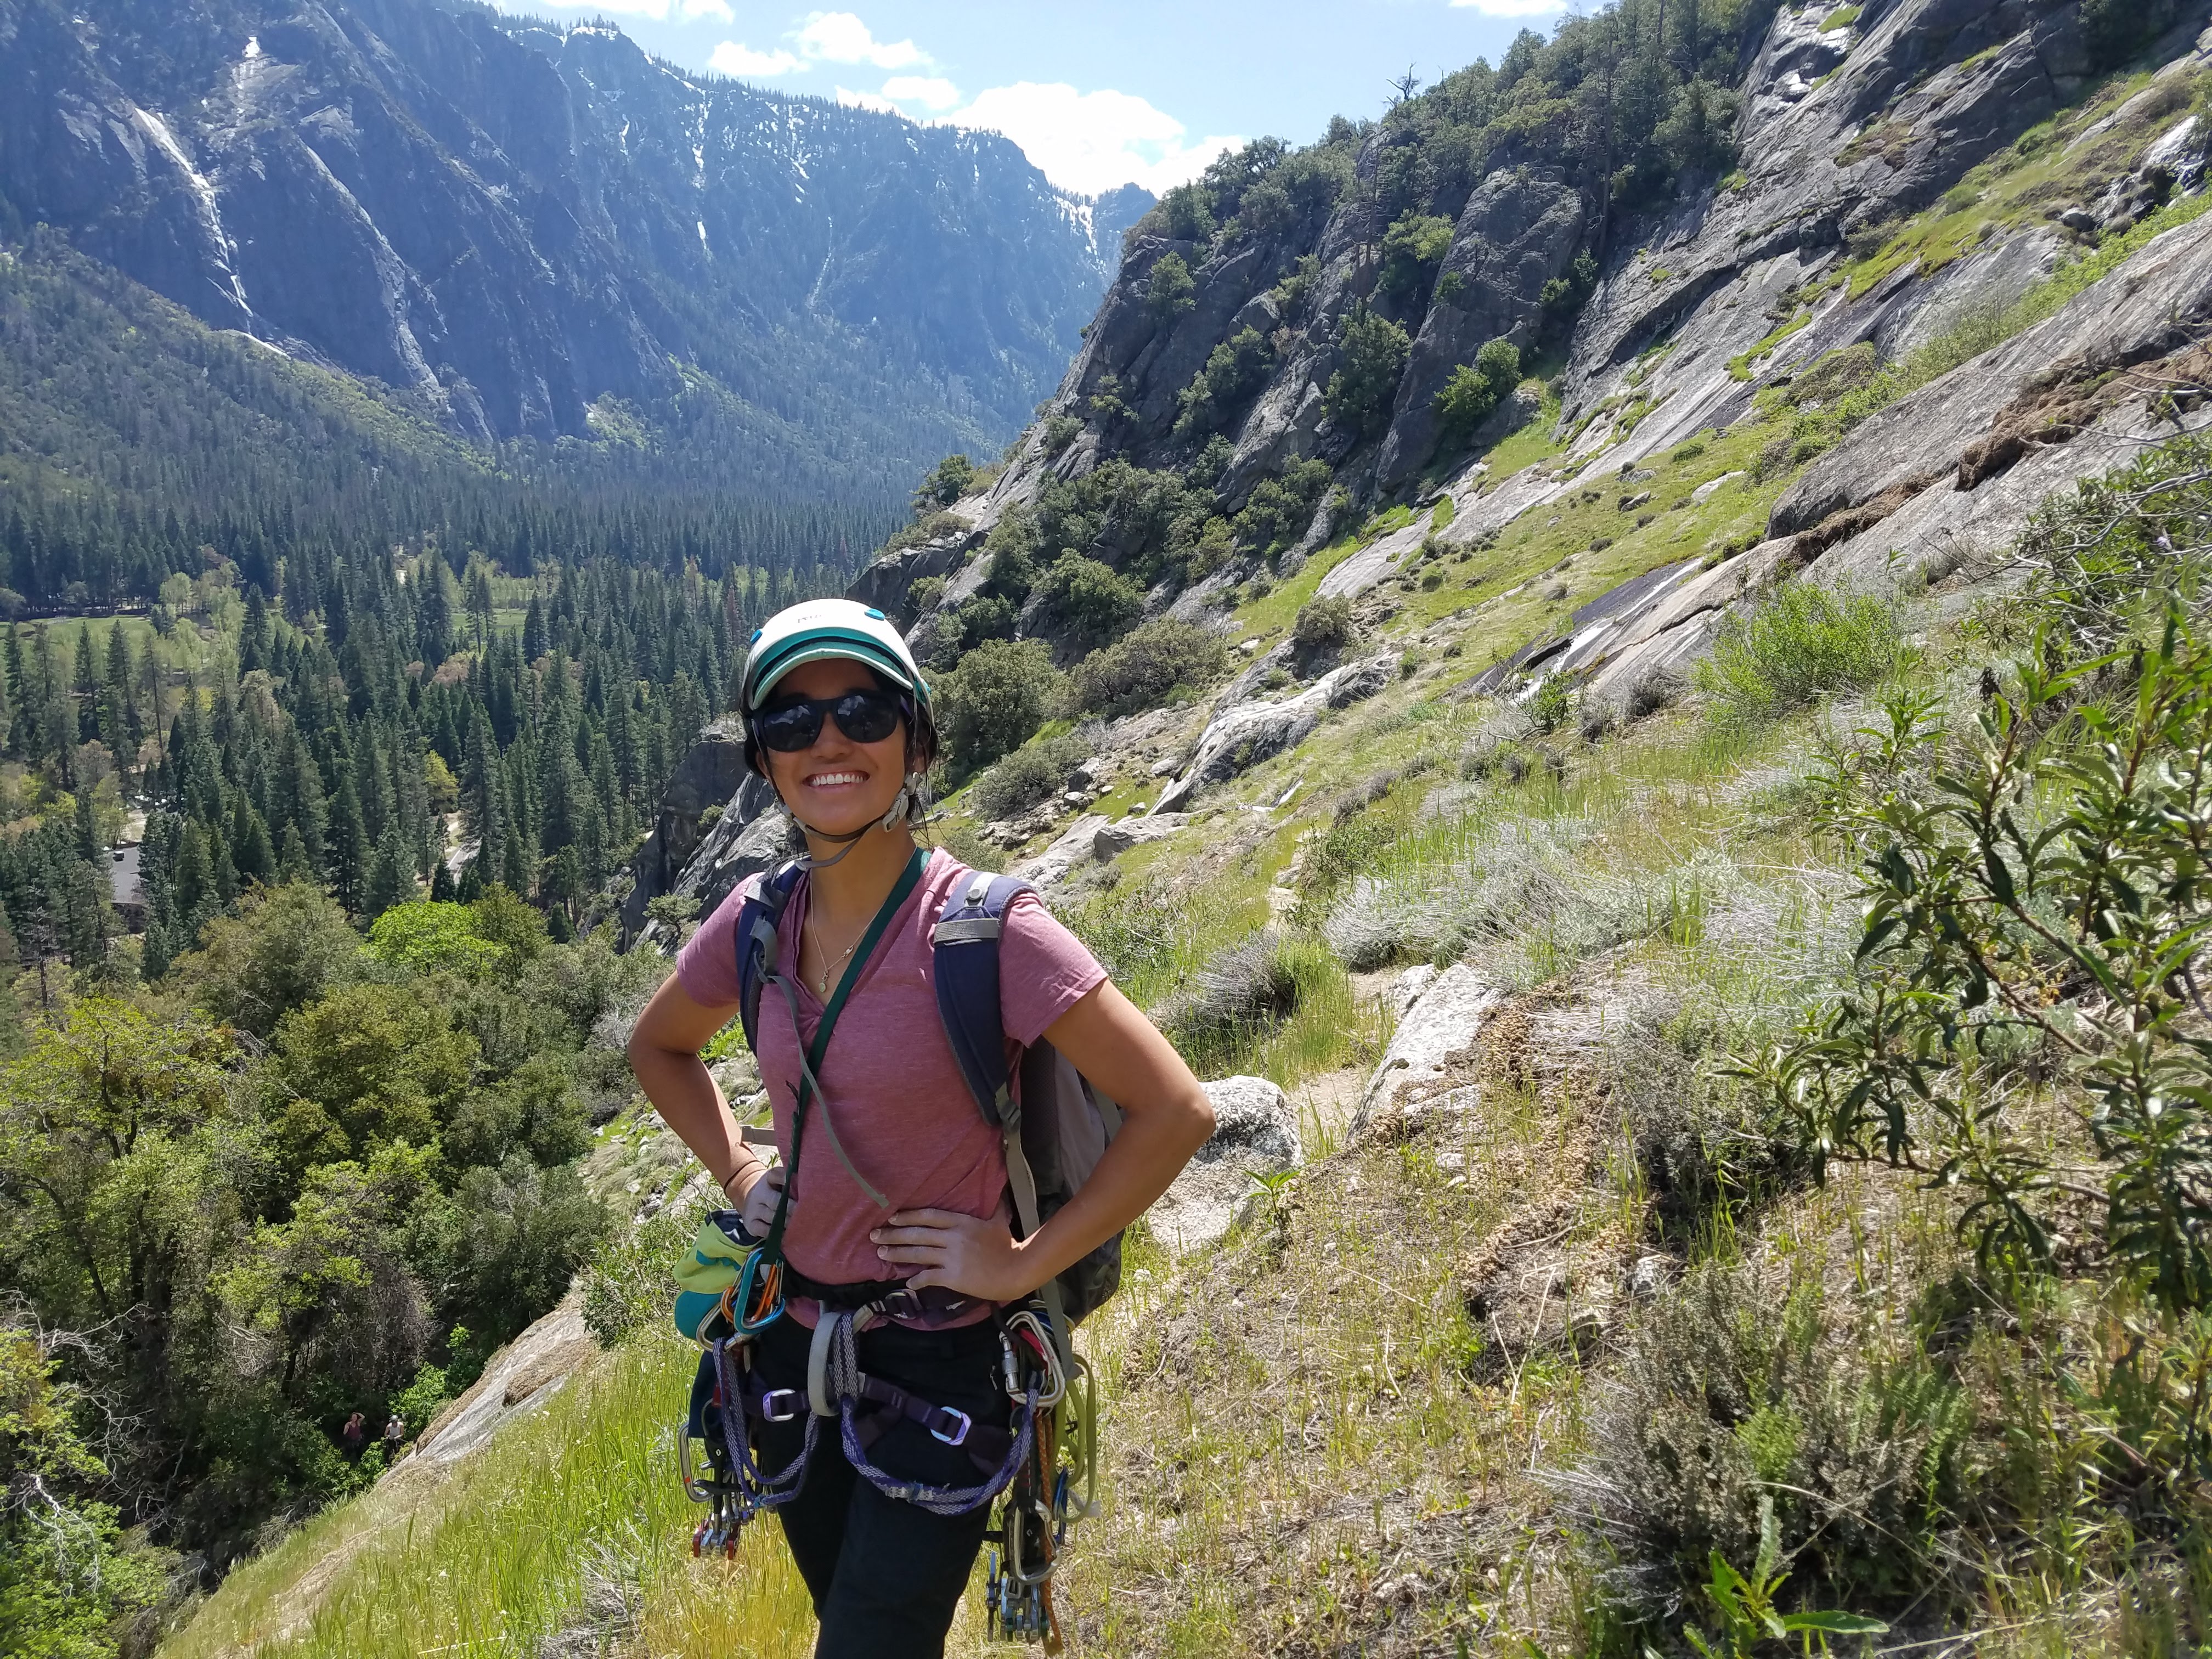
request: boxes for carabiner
[1000,1310,1068,1407]
[735,1246,786,1334]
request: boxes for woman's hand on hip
[733,1164,783,1237]
[870,1204,1033,1304]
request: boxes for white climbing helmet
[740,598,932,712]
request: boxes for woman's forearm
[633,1042,759,1195]
[1008,1084,1213,1294]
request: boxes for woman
[629,599,1214,1657]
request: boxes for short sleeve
[997,891,1108,1047]
[675,877,758,1010]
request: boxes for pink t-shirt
[676,848,1106,1319]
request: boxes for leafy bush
[1293,594,1356,650]
[1434,337,1522,445]
[911,453,974,514]
[1034,551,1144,648]
[936,638,1059,772]
[1147,251,1197,322]
[1158,184,1216,241]
[1378,212,1455,296]
[1066,619,1231,719]
[1692,583,1901,725]
[1234,459,1333,553]
[1174,326,1276,436]
[1324,308,1410,437]
[1757,614,2212,1313]
[969,729,1096,822]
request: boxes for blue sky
[484,2,1568,196]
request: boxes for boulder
[1010,813,1111,891]
[1093,813,1189,860]
[1353,963,1504,1134]
[1154,655,1395,812]
[1144,1076,1302,1257]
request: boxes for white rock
[1011,813,1110,891]
[2146,115,2200,172]
[1146,1076,1302,1257]
[1353,963,1504,1133]
[1093,813,1190,861]
[1691,470,1747,504]
[1386,964,1438,1020]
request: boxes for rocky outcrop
[1154,655,1395,812]
[0,0,1140,456]
[1376,168,1584,488]
[618,726,799,945]
[1353,964,1503,1135]
[1145,1075,1302,1256]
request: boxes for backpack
[732,857,1124,1335]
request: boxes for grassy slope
[161,66,2211,1659]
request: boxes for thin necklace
[805,913,862,997]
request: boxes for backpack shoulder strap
[930,867,1034,1130]
[735,859,807,1054]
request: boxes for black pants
[752,1312,1011,1659]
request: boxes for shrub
[911,453,974,514]
[1692,583,1901,724]
[1756,615,2212,1314]
[169,879,364,1037]
[1174,326,1276,436]
[1434,337,1522,446]
[969,729,1096,822]
[1575,1263,1969,1617]
[1292,594,1355,650]
[936,639,1059,772]
[1324,308,1410,437]
[1158,183,1216,241]
[1147,251,1197,322]
[1040,415,1084,459]
[1233,459,1333,553]
[1378,212,1455,296]
[1066,619,1231,719]
[1034,551,1144,647]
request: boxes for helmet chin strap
[782,774,919,871]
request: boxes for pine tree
[363,826,409,919]
[329,773,369,911]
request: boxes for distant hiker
[382,1413,405,1462]
[631,599,1213,1658]
[340,1411,366,1459]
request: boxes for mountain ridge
[0,0,1148,492]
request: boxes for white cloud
[940,82,1240,197]
[880,75,961,112]
[679,0,735,20]
[710,40,803,76]
[836,86,904,114]
[1449,0,1567,14]
[794,12,928,69]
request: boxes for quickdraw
[984,1310,1098,1654]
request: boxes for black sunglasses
[752,688,907,753]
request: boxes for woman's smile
[804,769,869,791]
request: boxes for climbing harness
[672,849,1114,1647]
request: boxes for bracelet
[718,1154,765,1199]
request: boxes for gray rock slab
[1354,963,1505,1134]
[1094,814,1189,860]
[1145,1075,1302,1257]
[1012,813,1111,891]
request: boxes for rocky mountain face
[0,0,1144,481]
[837,0,2207,675]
